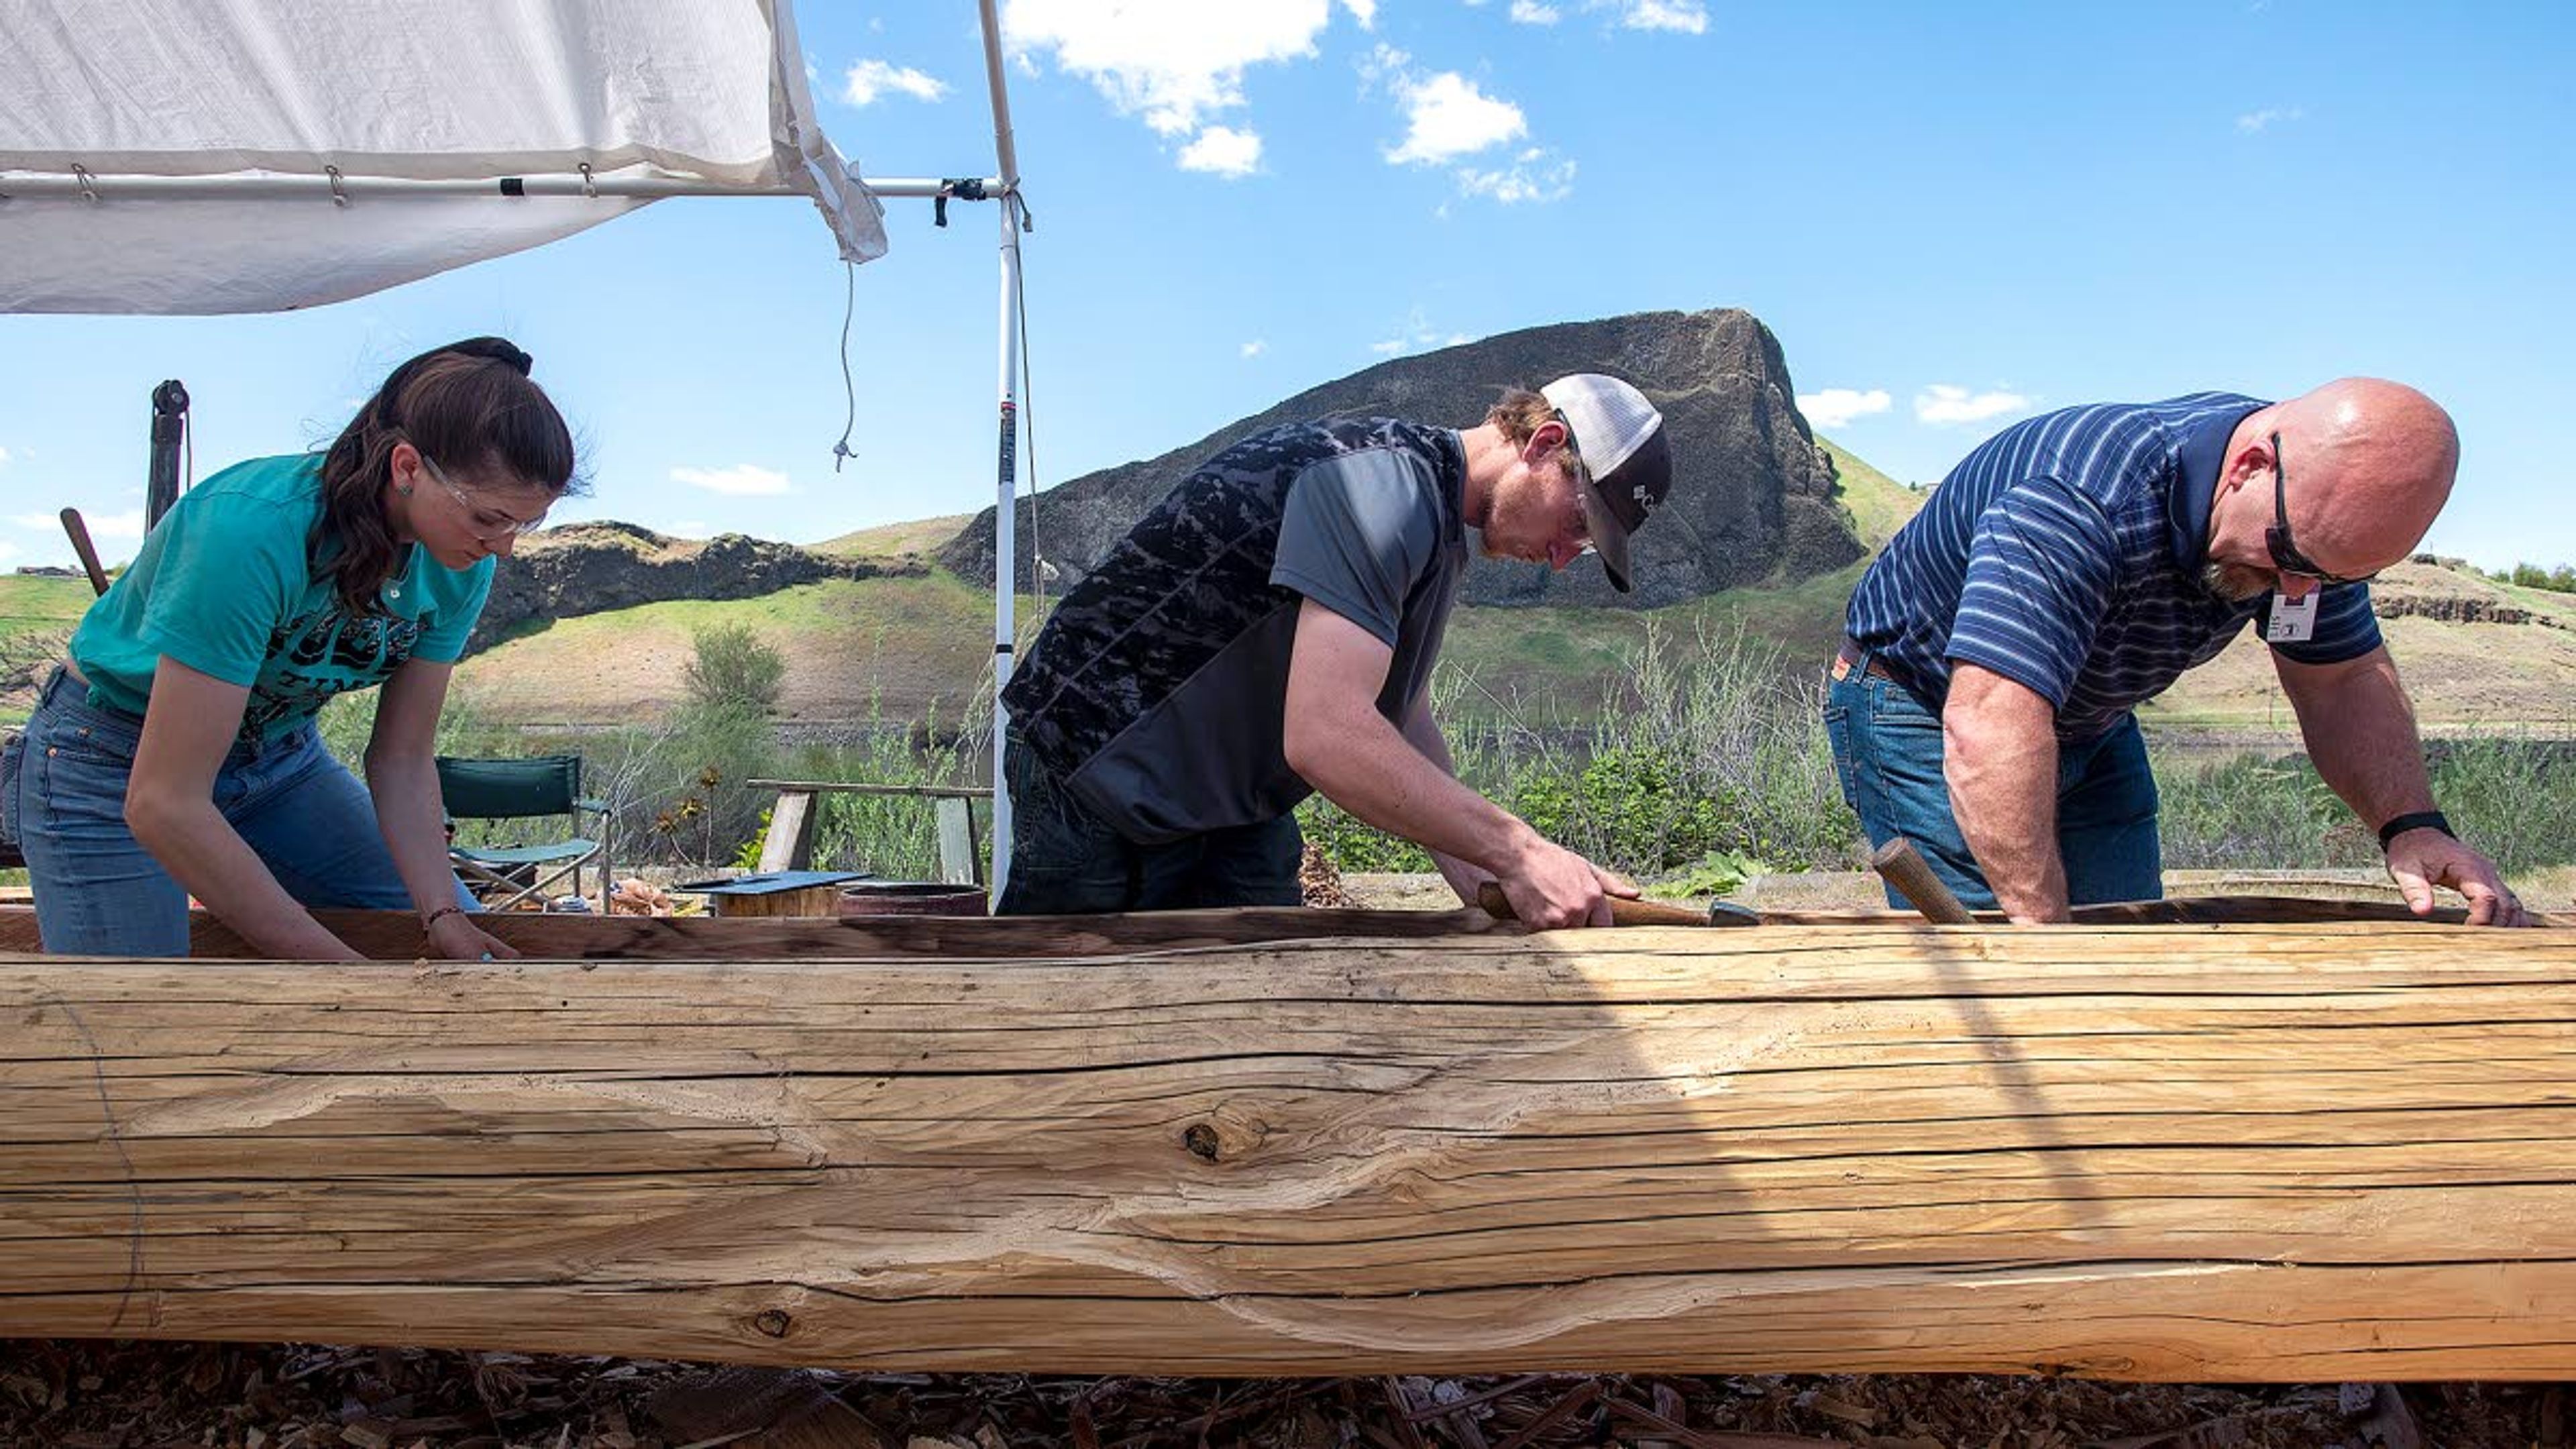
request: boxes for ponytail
[313,336,576,616]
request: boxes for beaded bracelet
[421,904,466,930]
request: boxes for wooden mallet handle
[59,508,111,596]
[1870,837,1978,924]
[1475,881,1727,928]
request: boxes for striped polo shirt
[1842,394,2381,743]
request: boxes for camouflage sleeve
[1269,447,1441,647]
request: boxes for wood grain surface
[5,920,2575,1379]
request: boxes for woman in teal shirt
[0,337,578,959]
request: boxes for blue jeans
[6,667,470,956]
[994,734,1303,915]
[1824,659,2162,910]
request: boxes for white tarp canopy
[0,0,888,313]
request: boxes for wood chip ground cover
[0,1341,2561,1448]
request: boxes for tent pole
[981,0,1023,906]
[0,173,984,201]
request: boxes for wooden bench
[745,778,992,885]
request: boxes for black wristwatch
[2377,810,2454,851]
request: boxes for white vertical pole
[980,0,1024,906]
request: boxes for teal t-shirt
[68,453,495,742]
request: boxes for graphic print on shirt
[241,604,424,741]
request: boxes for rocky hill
[939,309,1860,610]
[468,523,920,653]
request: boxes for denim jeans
[994,734,1303,915]
[1824,658,2162,910]
[9,667,470,956]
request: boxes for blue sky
[3,1,2571,575]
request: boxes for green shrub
[2155,736,2576,877]
[1301,622,1864,883]
[684,622,787,715]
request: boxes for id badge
[2265,590,2318,643]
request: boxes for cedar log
[0,896,2559,962]
[5,921,2576,1379]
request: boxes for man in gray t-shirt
[998,374,1674,926]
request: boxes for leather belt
[1829,637,1898,684]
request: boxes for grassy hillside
[810,512,974,559]
[451,572,997,726]
[0,575,93,724]
[1819,435,1925,550]
[0,575,93,641]
[17,439,2574,737]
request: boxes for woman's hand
[425,908,522,961]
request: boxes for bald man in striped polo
[1826,379,2526,926]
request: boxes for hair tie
[443,335,535,376]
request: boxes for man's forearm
[2280,650,2436,828]
[1941,669,2071,922]
[1293,707,1540,879]
[1397,701,1497,899]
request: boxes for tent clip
[325,166,349,207]
[580,163,598,199]
[72,164,97,203]
[933,176,989,228]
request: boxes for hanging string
[1013,192,1048,618]
[830,259,858,472]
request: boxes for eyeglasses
[2263,431,2373,587]
[418,452,547,540]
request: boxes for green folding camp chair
[436,754,610,912]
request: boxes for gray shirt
[1001,417,1470,843]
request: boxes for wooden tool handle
[1870,837,1978,924]
[59,508,110,597]
[1476,881,1715,928]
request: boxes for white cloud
[0,445,12,468]
[18,507,144,541]
[68,508,145,539]
[1799,388,1894,429]
[1615,0,1709,33]
[1509,0,1562,22]
[1179,125,1263,176]
[1915,385,2031,426]
[843,59,949,107]
[1366,309,1472,358]
[1387,71,1527,164]
[1340,0,1377,25]
[2236,105,2305,133]
[1240,339,1268,358]
[1456,149,1575,203]
[672,464,792,496]
[1003,0,1333,137]
[1357,40,1410,88]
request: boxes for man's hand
[427,910,523,961]
[1495,838,1638,928]
[2385,828,2529,927]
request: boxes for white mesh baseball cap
[1540,373,1670,593]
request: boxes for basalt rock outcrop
[465,523,920,655]
[939,309,1860,610]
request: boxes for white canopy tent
[0,0,1030,889]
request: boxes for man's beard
[2201,559,2274,602]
